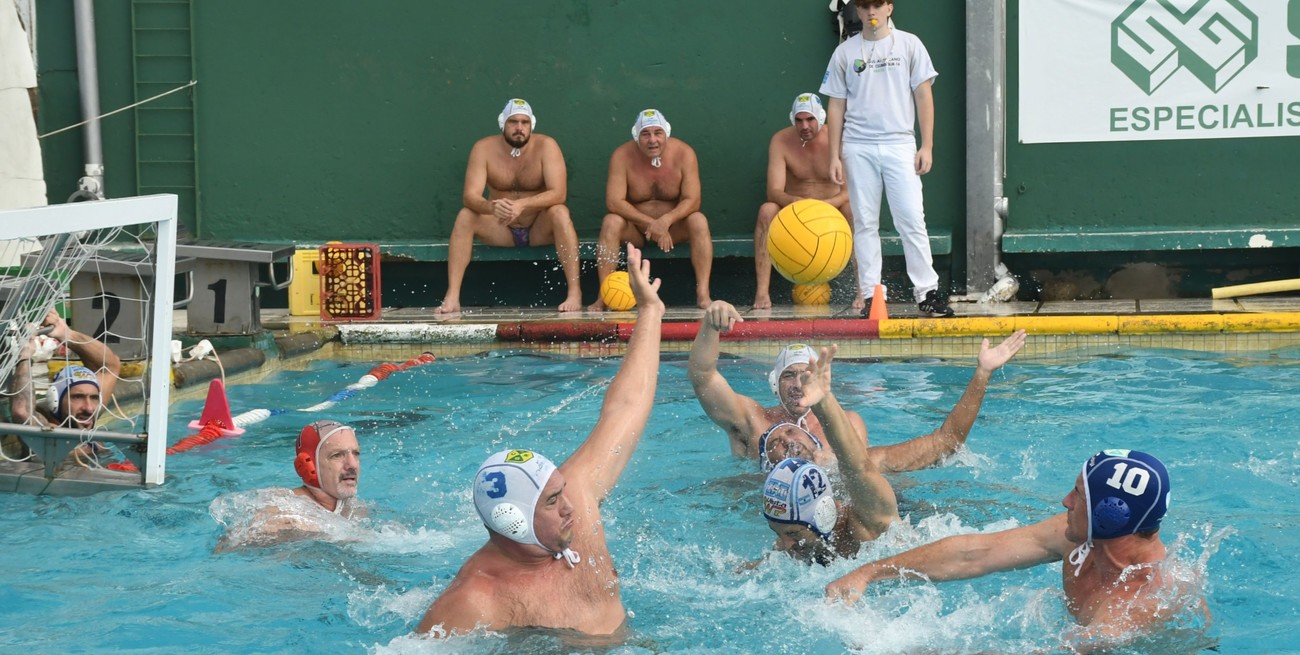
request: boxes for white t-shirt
[819,29,938,145]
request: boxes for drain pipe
[965,0,1018,302]
[71,0,105,201]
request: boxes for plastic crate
[318,244,381,321]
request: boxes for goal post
[0,195,177,490]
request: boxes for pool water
[1,347,1297,654]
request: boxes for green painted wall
[37,0,969,294]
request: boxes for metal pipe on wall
[964,0,1015,299]
[72,0,104,200]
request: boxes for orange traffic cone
[187,379,245,436]
[868,284,889,321]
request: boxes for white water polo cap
[763,458,838,539]
[474,449,580,566]
[498,98,536,131]
[789,93,827,127]
[757,421,822,473]
[631,108,671,139]
[1081,449,1170,541]
[768,344,818,396]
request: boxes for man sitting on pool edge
[213,420,366,552]
[415,244,664,639]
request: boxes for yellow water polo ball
[600,271,637,311]
[767,199,853,285]
[792,283,831,305]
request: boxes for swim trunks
[511,226,530,247]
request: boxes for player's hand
[41,309,69,342]
[825,571,868,605]
[978,329,1026,374]
[491,199,517,224]
[624,244,664,313]
[796,344,837,409]
[646,219,673,252]
[702,301,743,333]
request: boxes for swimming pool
[0,346,1295,653]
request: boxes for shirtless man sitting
[754,93,856,310]
[589,109,712,310]
[437,98,582,313]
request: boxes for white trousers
[842,142,939,302]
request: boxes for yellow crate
[289,249,321,316]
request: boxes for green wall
[37,0,970,292]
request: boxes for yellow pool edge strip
[878,312,1300,338]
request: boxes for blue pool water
[1,347,1297,654]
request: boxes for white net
[0,196,177,491]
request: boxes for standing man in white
[820,0,953,317]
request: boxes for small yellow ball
[792,283,832,305]
[600,271,637,311]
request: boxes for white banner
[1019,0,1300,143]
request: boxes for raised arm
[826,512,1070,604]
[7,335,39,424]
[563,244,664,501]
[869,330,1025,473]
[47,309,120,402]
[799,345,898,536]
[687,301,765,456]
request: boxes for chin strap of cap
[555,547,581,568]
[788,408,811,431]
[1067,541,1091,577]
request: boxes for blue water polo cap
[762,458,838,539]
[1081,449,1170,541]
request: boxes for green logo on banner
[1290,0,1300,78]
[1112,0,1258,94]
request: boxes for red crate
[318,243,381,321]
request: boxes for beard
[504,132,530,149]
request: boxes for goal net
[0,195,177,493]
